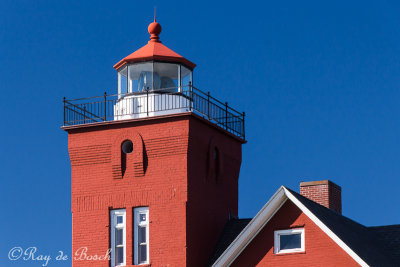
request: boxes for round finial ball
[148,21,162,35]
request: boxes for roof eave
[212,186,288,266]
[212,186,370,267]
[113,56,196,71]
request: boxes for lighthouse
[63,18,245,267]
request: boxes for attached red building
[210,181,399,267]
[63,19,400,267]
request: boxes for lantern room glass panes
[118,67,128,95]
[117,62,192,96]
[128,62,153,92]
[181,65,192,89]
[153,62,179,91]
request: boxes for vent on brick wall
[300,180,342,214]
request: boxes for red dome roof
[113,20,196,70]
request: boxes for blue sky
[2,0,400,266]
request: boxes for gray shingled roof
[369,224,400,263]
[208,218,251,266]
[283,188,398,267]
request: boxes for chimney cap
[300,180,341,189]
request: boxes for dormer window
[274,228,305,254]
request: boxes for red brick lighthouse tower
[63,19,245,267]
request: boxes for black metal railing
[63,83,245,139]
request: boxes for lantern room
[114,20,195,95]
[63,19,245,140]
[116,62,193,94]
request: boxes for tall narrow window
[134,207,149,265]
[110,209,126,267]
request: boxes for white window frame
[110,209,126,267]
[274,228,305,254]
[134,207,149,265]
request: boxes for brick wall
[186,117,242,266]
[66,113,243,266]
[300,180,342,214]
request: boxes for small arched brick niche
[207,138,224,182]
[111,130,146,179]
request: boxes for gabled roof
[286,188,397,267]
[113,20,196,70]
[211,186,398,267]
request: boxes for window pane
[116,215,123,225]
[181,65,192,88]
[115,229,123,246]
[138,244,147,263]
[138,226,146,244]
[139,213,146,222]
[153,62,179,91]
[134,63,155,91]
[119,67,128,95]
[134,207,149,265]
[125,63,154,92]
[115,246,124,265]
[280,233,301,250]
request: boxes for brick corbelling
[71,189,184,212]
[133,162,145,177]
[69,144,111,166]
[63,112,245,144]
[146,136,188,158]
[69,136,188,169]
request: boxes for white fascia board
[283,187,369,267]
[212,186,288,267]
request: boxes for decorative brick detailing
[111,130,145,179]
[69,144,111,166]
[207,137,224,182]
[66,114,244,267]
[300,180,342,214]
[145,136,188,158]
[72,189,178,212]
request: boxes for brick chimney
[300,180,342,214]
